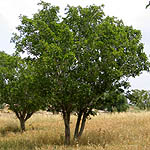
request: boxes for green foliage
[99,90,129,112]
[128,89,150,110]
[0,51,19,104]
[10,1,150,143]
[0,51,44,131]
[11,1,149,110]
[0,53,42,112]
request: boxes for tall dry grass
[0,111,150,150]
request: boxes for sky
[0,0,150,90]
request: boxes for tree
[11,1,149,144]
[128,89,150,110]
[0,52,43,132]
[0,51,17,104]
[99,87,129,113]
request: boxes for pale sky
[0,0,150,90]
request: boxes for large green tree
[11,1,149,144]
[0,52,43,132]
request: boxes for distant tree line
[128,89,150,110]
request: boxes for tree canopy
[0,52,44,131]
[10,1,150,144]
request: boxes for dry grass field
[0,111,150,150]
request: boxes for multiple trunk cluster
[63,109,91,145]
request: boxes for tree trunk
[19,118,26,132]
[15,111,33,132]
[74,112,82,139]
[63,111,71,145]
[73,109,90,140]
[77,112,87,138]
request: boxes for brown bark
[63,111,71,145]
[73,112,82,139]
[77,112,87,138]
[74,108,92,140]
[15,111,33,132]
[19,118,26,132]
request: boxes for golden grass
[0,111,150,150]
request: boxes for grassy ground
[0,111,150,150]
